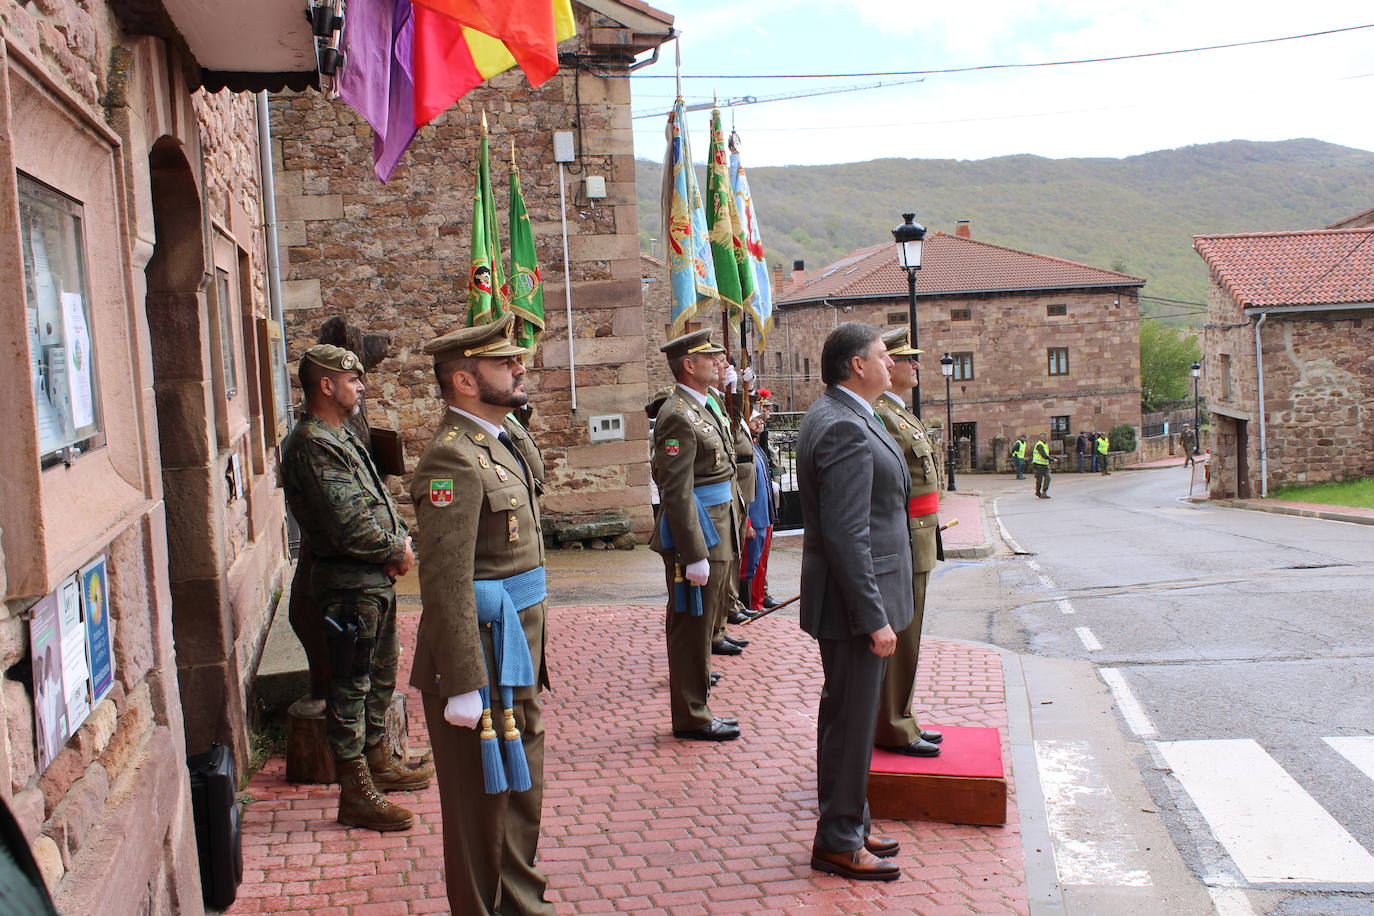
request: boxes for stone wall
[274,5,662,538]
[763,287,1144,456]
[1204,272,1374,496]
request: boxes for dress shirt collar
[880,390,906,408]
[835,383,876,416]
[676,383,709,408]
[449,405,505,440]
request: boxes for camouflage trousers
[316,583,398,764]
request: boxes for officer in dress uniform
[872,328,945,758]
[707,352,756,651]
[650,329,742,741]
[281,345,427,833]
[409,314,553,916]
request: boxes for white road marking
[1098,668,1158,739]
[991,498,1026,553]
[1324,736,1374,783]
[1208,886,1257,916]
[1034,739,1153,887]
[1074,626,1102,651]
[1157,738,1374,884]
[1057,599,1076,615]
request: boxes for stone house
[271,0,675,541]
[0,0,321,909]
[767,226,1145,463]
[1193,227,1374,499]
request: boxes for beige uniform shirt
[649,388,739,563]
[876,393,942,574]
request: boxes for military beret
[660,328,725,360]
[425,312,529,362]
[881,326,923,357]
[302,343,364,376]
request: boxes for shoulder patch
[430,478,454,507]
[664,439,680,456]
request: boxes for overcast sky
[627,2,1374,167]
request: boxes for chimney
[791,259,806,285]
[955,219,971,238]
[772,261,785,291]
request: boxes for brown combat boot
[337,758,413,831]
[364,742,433,792]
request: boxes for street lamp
[1190,361,1202,455]
[892,212,926,416]
[940,353,957,491]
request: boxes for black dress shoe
[716,716,738,727]
[879,738,941,757]
[919,729,943,744]
[711,640,742,656]
[709,672,722,686]
[727,610,752,625]
[723,634,750,648]
[673,720,740,741]
[762,593,779,608]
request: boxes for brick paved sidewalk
[229,604,1028,915]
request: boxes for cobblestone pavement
[229,597,1028,915]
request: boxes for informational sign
[80,556,114,704]
[29,594,68,772]
[58,576,92,728]
[61,291,94,429]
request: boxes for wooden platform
[867,725,1007,826]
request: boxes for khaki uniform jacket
[408,410,547,699]
[649,387,739,564]
[875,394,941,574]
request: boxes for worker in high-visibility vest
[1031,434,1055,498]
[1096,432,1111,475]
[1010,435,1028,480]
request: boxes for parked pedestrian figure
[1181,423,1198,467]
[1010,435,1028,479]
[1075,431,1090,472]
[1096,431,1111,475]
[409,314,554,915]
[1032,434,1055,498]
[281,345,425,834]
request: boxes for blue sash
[657,481,731,615]
[471,566,546,793]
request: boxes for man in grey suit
[797,322,914,882]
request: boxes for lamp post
[940,353,957,491]
[892,212,926,416]
[1190,361,1202,455]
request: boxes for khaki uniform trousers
[663,556,732,731]
[874,570,930,748]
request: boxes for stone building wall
[1203,273,1374,498]
[273,4,666,538]
[763,287,1144,453]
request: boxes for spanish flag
[412,0,576,128]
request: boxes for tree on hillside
[1139,320,1201,411]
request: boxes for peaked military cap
[660,328,725,360]
[302,343,364,376]
[881,326,923,357]
[424,312,529,361]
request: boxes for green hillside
[635,139,1374,319]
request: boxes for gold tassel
[479,708,497,741]
[502,708,521,741]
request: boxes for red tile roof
[776,232,1143,306]
[1193,228,1374,307]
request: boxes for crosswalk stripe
[1324,736,1374,783]
[1157,738,1374,884]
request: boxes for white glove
[722,365,738,391]
[444,690,483,728]
[684,558,711,586]
[740,367,755,384]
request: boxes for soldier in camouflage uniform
[872,328,944,758]
[281,344,427,833]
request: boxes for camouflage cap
[881,326,923,357]
[424,312,529,361]
[645,385,676,417]
[660,328,725,360]
[302,343,364,376]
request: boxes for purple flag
[338,0,418,182]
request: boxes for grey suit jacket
[797,386,915,640]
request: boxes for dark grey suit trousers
[815,633,886,853]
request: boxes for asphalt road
[975,466,1374,916]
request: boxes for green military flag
[468,113,507,327]
[705,108,756,322]
[506,143,544,351]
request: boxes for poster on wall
[60,291,94,430]
[29,594,68,771]
[58,575,92,729]
[80,556,114,704]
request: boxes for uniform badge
[898,421,909,430]
[495,465,509,481]
[429,478,453,507]
[665,439,680,456]
[475,433,486,442]
[507,513,520,542]
[478,457,490,469]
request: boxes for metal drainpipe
[256,92,290,423]
[1253,311,1268,498]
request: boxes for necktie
[498,430,529,482]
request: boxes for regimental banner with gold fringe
[729,133,773,344]
[506,143,544,350]
[660,99,718,336]
[706,108,755,322]
[468,114,507,326]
